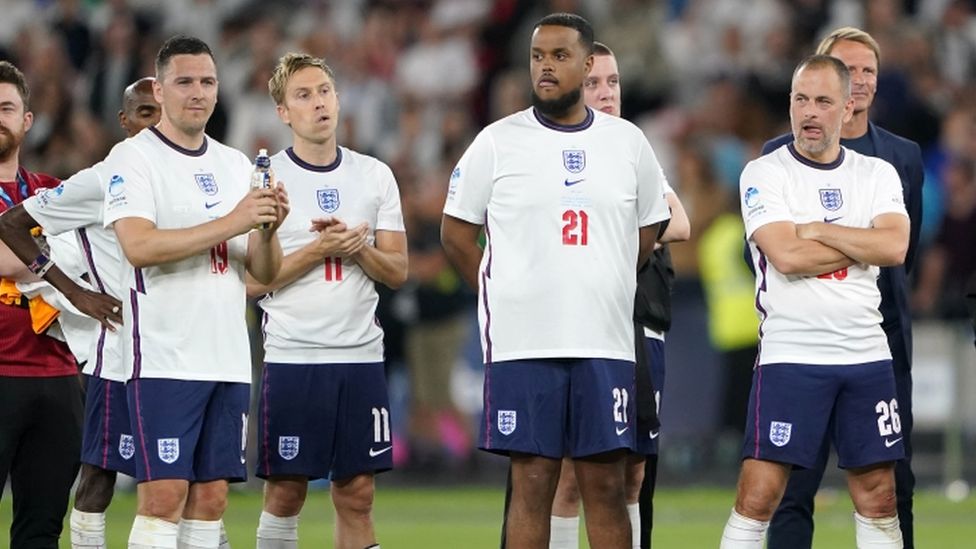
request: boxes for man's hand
[272,181,290,230]
[228,186,279,236]
[66,289,123,331]
[309,217,369,258]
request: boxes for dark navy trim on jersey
[148,126,208,157]
[134,268,146,294]
[77,228,105,292]
[285,147,342,172]
[532,107,595,132]
[130,289,143,379]
[786,142,845,170]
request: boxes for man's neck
[156,119,205,150]
[293,137,338,167]
[0,155,19,182]
[539,102,588,127]
[841,109,870,140]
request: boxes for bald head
[118,77,161,137]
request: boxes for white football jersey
[444,107,671,363]
[258,147,405,363]
[741,143,908,365]
[24,163,125,380]
[102,127,254,383]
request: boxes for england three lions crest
[317,188,340,213]
[119,434,135,460]
[769,421,792,447]
[158,437,180,464]
[497,410,517,436]
[195,173,218,196]
[563,150,586,174]
[819,188,843,211]
[279,436,300,460]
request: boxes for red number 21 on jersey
[562,210,589,246]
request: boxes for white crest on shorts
[279,436,300,460]
[769,421,792,447]
[497,410,517,436]
[158,438,180,464]
[119,434,135,460]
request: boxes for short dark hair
[593,41,614,57]
[155,36,215,78]
[0,60,29,110]
[534,13,594,55]
[793,54,851,101]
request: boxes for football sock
[70,509,106,549]
[177,519,221,549]
[627,502,641,549]
[549,515,579,549]
[256,511,299,549]
[854,512,903,548]
[128,515,178,549]
[719,508,768,549]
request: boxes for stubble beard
[0,125,24,162]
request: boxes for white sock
[854,512,903,548]
[218,521,231,549]
[719,508,768,549]
[549,515,579,549]
[177,519,221,549]
[627,503,641,549]
[71,509,106,549]
[128,515,178,549]
[256,511,299,549]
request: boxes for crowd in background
[3,0,975,471]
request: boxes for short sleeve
[636,136,671,227]
[870,159,909,221]
[740,158,794,240]
[23,166,104,236]
[443,129,495,225]
[102,142,157,228]
[375,160,405,232]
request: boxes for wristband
[27,253,54,277]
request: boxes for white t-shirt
[741,143,908,365]
[258,147,405,363]
[23,163,125,380]
[444,107,671,363]
[102,127,254,383]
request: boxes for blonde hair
[816,27,881,70]
[268,52,336,106]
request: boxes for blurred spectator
[913,155,976,319]
[87,12,142,140]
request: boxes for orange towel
[0,277,60,333]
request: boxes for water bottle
[250,148,274,230]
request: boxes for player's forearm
[440,215,482,291]
[246,230,283,286]
[114,216,244,268]
[246,243,325,298]
[766,239,854,276]
[354,244,408,289]
[0,207,44,280]
[658,193,690,244]
[805,223,908,267]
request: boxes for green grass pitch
[2,485,974,547]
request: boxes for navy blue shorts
[742,361,905,469]
[127,379,249,483]
[634,338,665,456]
[255,362,393,481]
[81,376,136,477]
[479,358,636,459]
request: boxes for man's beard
[794,131,835,156]
[532,86,582,120]
[0,125,24,162]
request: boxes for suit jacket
[750,123,924,370]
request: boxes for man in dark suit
[757,27,924,549]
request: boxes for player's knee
[332,475,375,518]
[852,481,898,518]
[264,481,308,517]
[74,467,117,512]
[141,485,189,520]
[185,483,229,520]
[735,487,781,521]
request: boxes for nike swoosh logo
[649,430,660,440]
[205,201,222,209]
[564,178,585,186]
[885,437,902,448]
[824,216,843,223]
[616,426,629,436]
[369,446,392,457]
